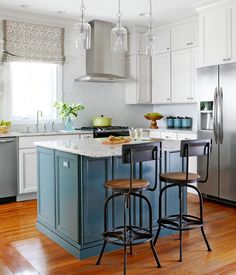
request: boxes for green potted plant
[54,101,85,131]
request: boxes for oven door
[95,130,129,138]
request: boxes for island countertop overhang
[35,138,181,158]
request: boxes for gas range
[77,126,130,138]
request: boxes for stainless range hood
[75,20,126,83]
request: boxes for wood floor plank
[0,195,236,274]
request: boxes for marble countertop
[0,130,93,138]
[35,138,181,158]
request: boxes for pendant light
[74,0,91,50]
[143,0,157,56]
[111,0,128,53]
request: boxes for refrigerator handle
[219,87,224,144]
[213,87,219,144]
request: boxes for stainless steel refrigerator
[197,63,236,203]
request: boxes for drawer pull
[63,161,70,169]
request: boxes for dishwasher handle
[0,139,15,144]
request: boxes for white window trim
[3,62,63,125]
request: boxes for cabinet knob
[223,58,227,62]
[166,47,170,50]
[167,98,170,101]
[227,58,231,61]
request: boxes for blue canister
[173,117,182,128]
[182,117,192,129]
[167,116,175,128]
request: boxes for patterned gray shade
[2,20,65,64]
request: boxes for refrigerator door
[219,63,236,201]
[197,66,219,197]
[198,130,219,197]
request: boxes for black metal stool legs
[179,185,184,262]
[96,193,123,265]
[154,183,212,263]
[96,241,107,265]
[131,192,161,268]
[124,195,127,275]
[189,184,212,252]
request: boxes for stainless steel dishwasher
[0,137,17,202]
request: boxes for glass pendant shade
[143,0,157,56]
[111,0,127,53]
[143,31,157,56]
[111,24,128,52]
[74,22,91,50]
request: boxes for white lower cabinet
[18,134,93,196]
[19,148,37,194]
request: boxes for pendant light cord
[80,0,85,24]
[117,0,122,27]
[148,0,153,35]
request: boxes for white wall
[153,103,198,130]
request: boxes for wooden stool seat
[105,178,150,192]
[160,172,200,184]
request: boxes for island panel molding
[36,139,186,259]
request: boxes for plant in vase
[54,101,85,131]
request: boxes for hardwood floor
[0,195,236,274]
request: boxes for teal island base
[36,146,186,260]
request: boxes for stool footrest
[104,226,153,246]
[159,214,203,231]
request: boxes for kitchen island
[36,138,186,260]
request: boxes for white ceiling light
[143,0,157,56]
[74,0,91,50]
[111,0,128,53]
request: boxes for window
[5,62,62,123]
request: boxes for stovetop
[79,126,129,132]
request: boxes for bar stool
[154,139,212,262]
[96,141,162,274]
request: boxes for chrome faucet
[36,110,43,132]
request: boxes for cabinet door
[190,47,199,102]
[191,22,199,47]
[152,53,171,104]
[137,55,151,103]
[171,49,191,103]
[55,151,79,243]
[228,3,236,63]
[156,29,171,54]
[200,7,228,66]
[82,157,111,244]
[37,148,55,229]
[125,56,137,104]
[19,148,37,194]
[171,24,191,51]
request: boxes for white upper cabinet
[172,49,191,102]
[171,22,198,51]
[152,53,171,103]
[125,55,151,104]
[127,26,146,56]
[155,28,171,54]
[199,7,228,66]
[199,1,236,67]
[171,47,197,103]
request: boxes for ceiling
[0,0,217,25]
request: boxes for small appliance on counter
[167,116,192,129]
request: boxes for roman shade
[2,20,65,64]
